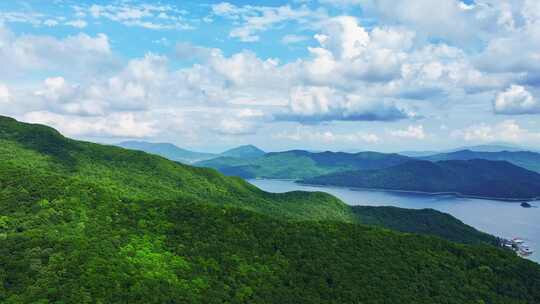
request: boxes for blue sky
[1,0,540,152]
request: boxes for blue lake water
[248,179,540,263]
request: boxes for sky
[1,0,540,153]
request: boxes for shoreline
[296,182,539,202]
[250,178,539,202]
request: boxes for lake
[248,179,540,263]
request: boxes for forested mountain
[422,149,540,173]
[117,141,217,164]
[302,159,540,199]
[220,145,266,159]
[117,142,266,164]
[1,116,539,303]
[196,150,411,179]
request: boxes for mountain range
[399,144,535,157]
[301,159,540,200]
[2,115,539,302]
[195,150,411,179]
[117,141,265,164]
[193,145,540,199]
[421,149,540,173]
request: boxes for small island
[521,202,533,208]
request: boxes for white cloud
[85,3,192,30]
[212,2,326,42]
[281,34,309,44]
[274,126,380,144]
[361,0,512,46]
[0,25,113,78]
[44,19,59,27]
[494,85,540,115]
[390,125,426,139]
[217,118,256,135]
[280,86,409,123]
[65,19,87,28]
[452,120,540,143]
[0,83,9,103]
[23,111,158,138]
[237,108,264,118]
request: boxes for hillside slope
[1,116,539,303]
[302,159,540,199]
[196,150,411,179]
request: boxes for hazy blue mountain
[220,144,265,159]
[448,144,532,153]
[422,149,540,173]
[399,150,439,157]
[399,143,535,158]
[117,141,217,164]
[302,159,540,200]
[196,150,411,179]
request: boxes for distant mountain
[448,144,531,153]
[302,159,540,200]
[399,143,535,158]
[422,149,540,173]
[398,150,439,157]
[196,150,411,179]
[117,141,217,164]
[220,144,265,159]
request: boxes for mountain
[449,144,531,153]
[1,116,540,303]
[422,149,540,173]
[196,150,411,179]
[302,159,540,200]
[398,150,439,157]
[117,141,217,164]
[399,143,534,158]
[220,144,265,159]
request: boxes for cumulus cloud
[278,86,409,123]
[452,120,540,143]
[23,111,158,138]
[494,85,540,115]
[4,1,540,147]
[361,0,511,45]
[0,25,114,79]
[390,125,426,139]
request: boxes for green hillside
[1,116,539,303]
[352,206,498,245]
[196,150,410,179]
[302,159,540,199]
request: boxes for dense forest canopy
[1,115,539,303]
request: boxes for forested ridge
[1,115,539,303]
[302,159,540,199]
